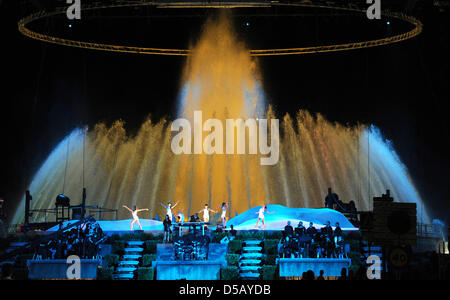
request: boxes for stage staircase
[238,240,263,279]
[114,240,144,280]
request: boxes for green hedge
[136,267,154,280]
[145,233,164,242]
[212,232,228,243]
[262,265,277,280]
[347,251,362,267]
[344,230,362,240]
[264,254,278,265]
[145,240,158,254]
[108,233,122,242]
[264,231,282,240]
[236,231,264,241]
[221,266,240,280]
[228,239,242,254]
[142,254,157,267]
[97,267,114,280]
[264,239,279,255]
[108,232,163,242]
[112,240,126,255]
[120,232,158,241]
[347,239,360,252]
[103,254,119,267]
[15,254,34,268]
[226,254,240,266]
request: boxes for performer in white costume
[159,201,179,222]
[123,205,149,230]
[176,209,185,223]
[255,205,274,230]
[220,202,228,228]
[198,204,216,223]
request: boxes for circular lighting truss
[18,1,423,56]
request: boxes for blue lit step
[119,260,139,266]
[239,272,261,278]
[124,247,144,252]
[123,254,142,260]
[240,266,261,272]
[243,246,262,252]
[244,240,262,245]
[239,259,261,265]
[126,241,145,246]
[241,252,262,258]
[114,273,134,280]
[116,267,137,272]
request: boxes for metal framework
[18,1,423,56]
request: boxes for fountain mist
[12,12,428,224]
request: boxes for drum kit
[173,234,210,261]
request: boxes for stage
[45,205,357,235]
[152,243,227,280]
[27,259,101,280]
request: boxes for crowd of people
[33,221,105,260]
[280,220,345,259]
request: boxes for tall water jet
[12,11,429,225]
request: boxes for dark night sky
[1,1,449,224]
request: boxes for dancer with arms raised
[123,205,149,231]
[159,201,179,222]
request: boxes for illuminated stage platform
[27,259,101,280]
[152,243,227,280]
[277,258,352,278]
[46,205,356,234]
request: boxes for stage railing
[28,208,57,223]
[23,206,118,224]
[87,207,119,221]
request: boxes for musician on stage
[284,221,294,237]
[334,222,344,257]
[322,221,335,258]
[295,221,306,236]
[163,215,172,243]
[123,205,149,231]
[323,221,334,238]
[334,222,343,237]
[176,209,185,223]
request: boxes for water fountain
[12,12,428,225]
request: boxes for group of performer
[33,220,105,259]
[280,220,344,259]
[122,201,230,231]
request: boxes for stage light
[68,24,72,28]
[387,21,390,25]
[245,22,250,27]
